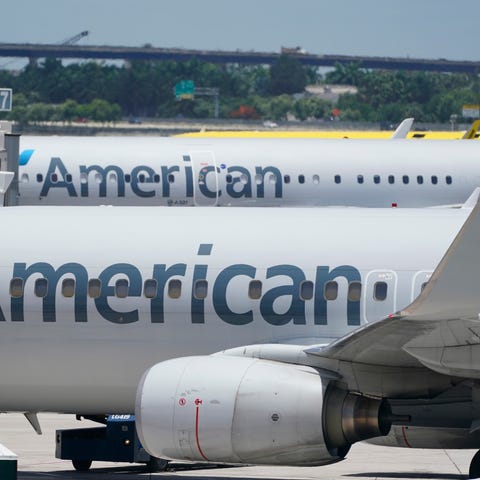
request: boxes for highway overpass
[0,43,479,73]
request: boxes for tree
[269,95,293,121]
[85,98,121,123]
[59,99,80,124]
[269,55,307,95]
[325,62,365,86]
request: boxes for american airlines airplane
[2,197,480,475]
[16,136,480,207]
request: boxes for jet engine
[135,356,391,466]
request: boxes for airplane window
[51,173,58,183]
[402,175,409,184]
[21,173,29,183]
[138,174,146,183]
[388,175,395,184]
[144,279,158,299]
[226,174,233,184]
[154,174,160,183]
[168,174,175,184]
[115,279,129,298]
[348,282,362,302]
[9,278,24,298]
[124,174,131,183]
[334,175,341,184]
[194,280,208,299]
[284,175,291,184]
[431,175,438,185]
[36,174,43,183]
[298,175,305,184]
[417,175,423,184]
[312,175,320,184]
[268,174,277,184]
[34,278,48,298]
[374,281,387,301]
[373,175,380,184]
[300,281,314,300]
[240,174,248,185]
[62,278,75,298]
[324,281,338,301]
[421,282,428,291]
[66,173,73,183]
[95,173,102,184]
[446,175,452,185]
[357,175,364,184]
[255,174,262,185]
[88,279,102,298]
[108,173,117,184]
[80,172,87,184]
[248,280,262,300]
[168,279,182,299]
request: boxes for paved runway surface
[0,413,475,479]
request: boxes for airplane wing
[307,196,480,379]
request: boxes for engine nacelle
[135,356,391,466]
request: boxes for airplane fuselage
[17,137,480,207]
[0,205,468,413]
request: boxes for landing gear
[72,459,92,471]
[470,450,480,478]
[146,457,169,472]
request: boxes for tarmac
[0,413,475,480]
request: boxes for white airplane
[2,197,480,475]
[15,136,480,207]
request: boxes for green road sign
[174,80,194,100]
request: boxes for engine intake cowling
[135,355,391,466]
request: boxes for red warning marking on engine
[194,398,209,461]
[401,425,412,448]
[178,397,187,406]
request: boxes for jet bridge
[0,121,19,207]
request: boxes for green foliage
[269,55,308,95]
[1,59,479,124]
[269,95,294,121]
[293,97,331,120]
[325,62,365,86]
[329,63,480,123]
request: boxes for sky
[1,0,479,62]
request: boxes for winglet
[462,119,480,139]
[461,187,480,209]
[391,118,414,139]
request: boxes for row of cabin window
[355,174,452,185]
[30,173,453,187]
[8,278,393,302]
[32,173,176,185]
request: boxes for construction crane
[60,31,89,46]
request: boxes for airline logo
[2,244,361,326]
[23,155,285,200]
